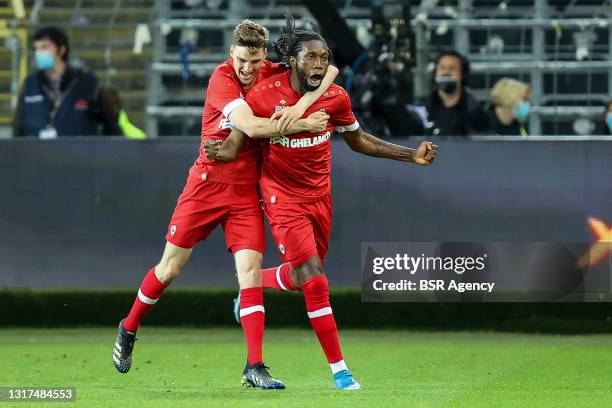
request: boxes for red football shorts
[165,175,265,254]
[264,195,332,267]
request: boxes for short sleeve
[206,70,247,118]
[331,90,359,133]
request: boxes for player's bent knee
[294,256,324,287]
[303,273,329,293]
[156,242,192,283]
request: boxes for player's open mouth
[239,71,254,82]
[308,73,323,86]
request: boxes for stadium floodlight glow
[578,217,612,268]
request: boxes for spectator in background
[488,78,531,136]
[596,100,612,135]
[412,50,488,137]
[13,26,121,138]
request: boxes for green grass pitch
[1,328,611,407]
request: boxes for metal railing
[144,0,371,137]
[412,0,612,136]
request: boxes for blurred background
[0,0,611,138]
[0,0,610,306]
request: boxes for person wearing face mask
[488,78,531,136]
[596,100,612,136]
[12,26,121,138]
[412,51,488,137]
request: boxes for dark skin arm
[340,127,438,165]
[204,127,247,162]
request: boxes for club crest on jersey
[270,131,331,148]
[218,118,235,129]
[273,100,287,112]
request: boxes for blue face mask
[606,112,612,131]
[35,51,55,71]
[514,101,530,121]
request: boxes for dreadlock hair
[273,12,329,67]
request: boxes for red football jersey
[246,70,359,203]
[189,59,286,184]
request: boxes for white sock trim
[240,305,265,318]
[138,289,158,305]
[307,306,333,319]
[275,265,288,291]
[330,360,348,375]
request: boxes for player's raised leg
[261,262,299,291]
[234,262,297,323]
[113,242,192,373]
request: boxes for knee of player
[294,258,324,286]
[300,271,329,295]
[156,261,183,282]
[236,265,260,278]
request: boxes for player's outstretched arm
[341,128,438,165]
[228,104,328,138]
[269,65,340,134]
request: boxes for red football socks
[261,263,298,291]
[123,268,167,332]
[239,287,265,365]
[302,274,343,364]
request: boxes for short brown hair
[233,20,269,53]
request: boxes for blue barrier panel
[1,138,610,288]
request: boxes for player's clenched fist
[305,110,330,134]
[414,141,438,165]
[204,139,222,160]
[270,104,306,134]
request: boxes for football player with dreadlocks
[206,14,437,390]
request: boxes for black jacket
[414,89,488,137]
[486,107,527,136]
[13,66,120,137]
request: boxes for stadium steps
[0,92,11,125]
[63,27,140,49]
[145,0,371,135]
[96,68,148,89]
[79,50,152,71]
[37,7,152,24]
[0,70,11,128]
[29,0,155,130]
[0,82,10,124]
[0,48,11,69]
[0,70,10,92]
[0,17,16,130]
[42,0,152,6]
[0,7,14,17]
